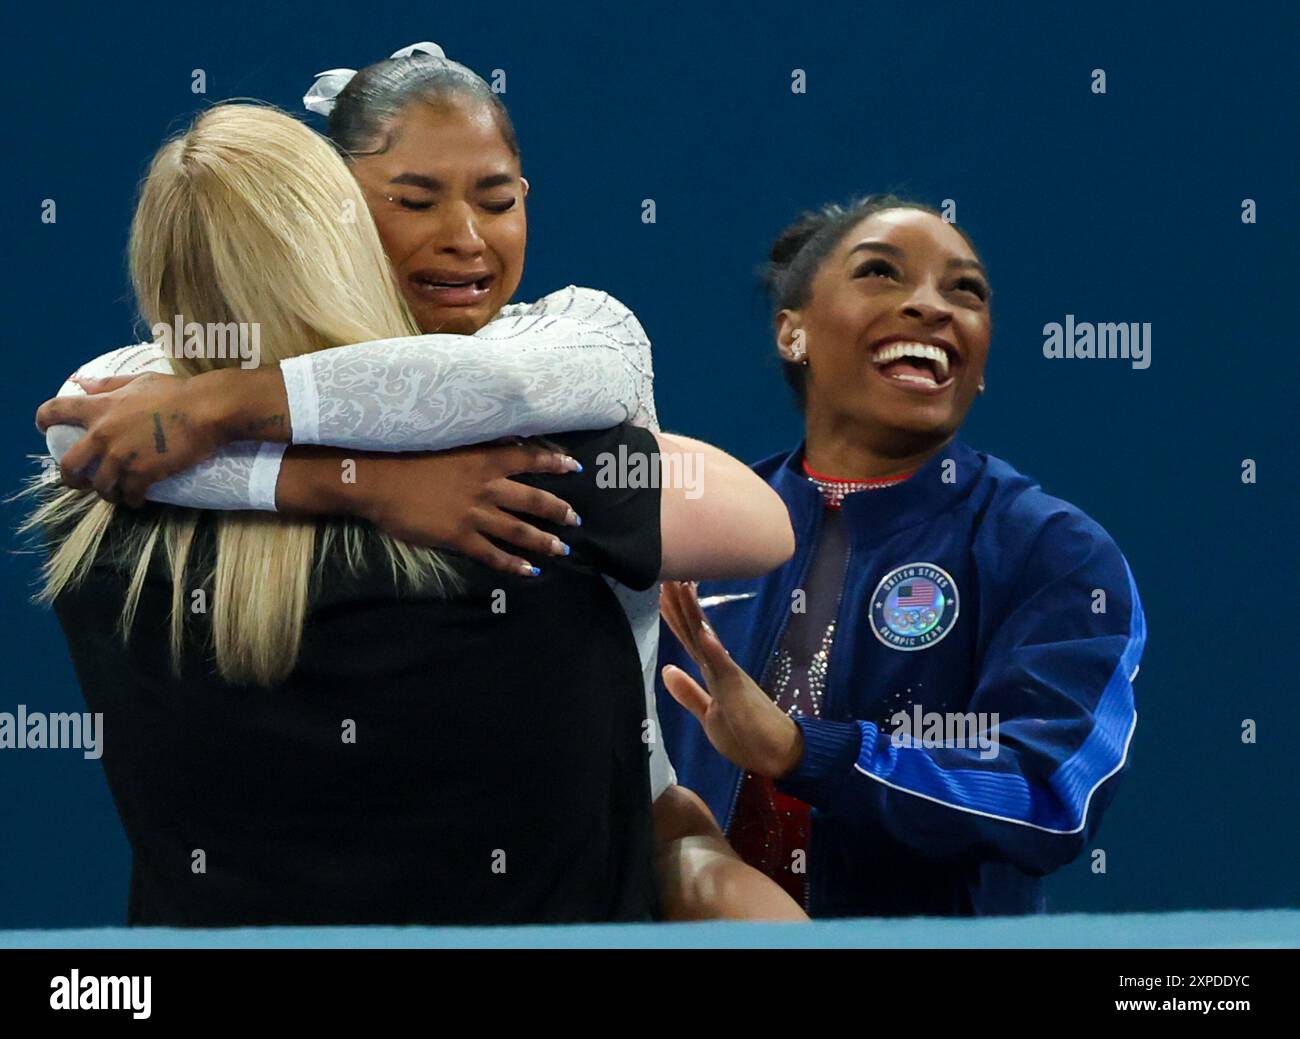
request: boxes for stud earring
[978,379,986,393]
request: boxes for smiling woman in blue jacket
[656,196,1147,918]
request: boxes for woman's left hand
[659,580,804,779]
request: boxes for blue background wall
[2,0,1297,926]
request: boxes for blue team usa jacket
[656,439,1147,917]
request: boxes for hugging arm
[40,287,655,511]
[280,288,654,450]
[39,290,653,571]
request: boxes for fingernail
[552,538,570,556]
[561,455,583,473]
[564,509,581,527]
[520,562,541,577]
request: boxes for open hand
[660,580,804,778]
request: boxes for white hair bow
[303,42,447,117]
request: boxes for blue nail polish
[529,566,541,577]
[560,542,571,556]
[575,514,583,526]
[574,461,584,473]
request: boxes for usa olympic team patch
[869,563,959,651]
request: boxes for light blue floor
[2,909,1296,948]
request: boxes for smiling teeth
[872,341,951,379]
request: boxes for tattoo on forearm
[152,413,167,454]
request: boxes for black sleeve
[511,424,662,591]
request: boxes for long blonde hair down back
[28,103,457,686]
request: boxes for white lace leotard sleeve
[44,286,658,510]
[45,343,288,510]
[283,284,658,448]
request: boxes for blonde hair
[28,103,457,686]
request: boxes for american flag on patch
[896,581,936,607]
